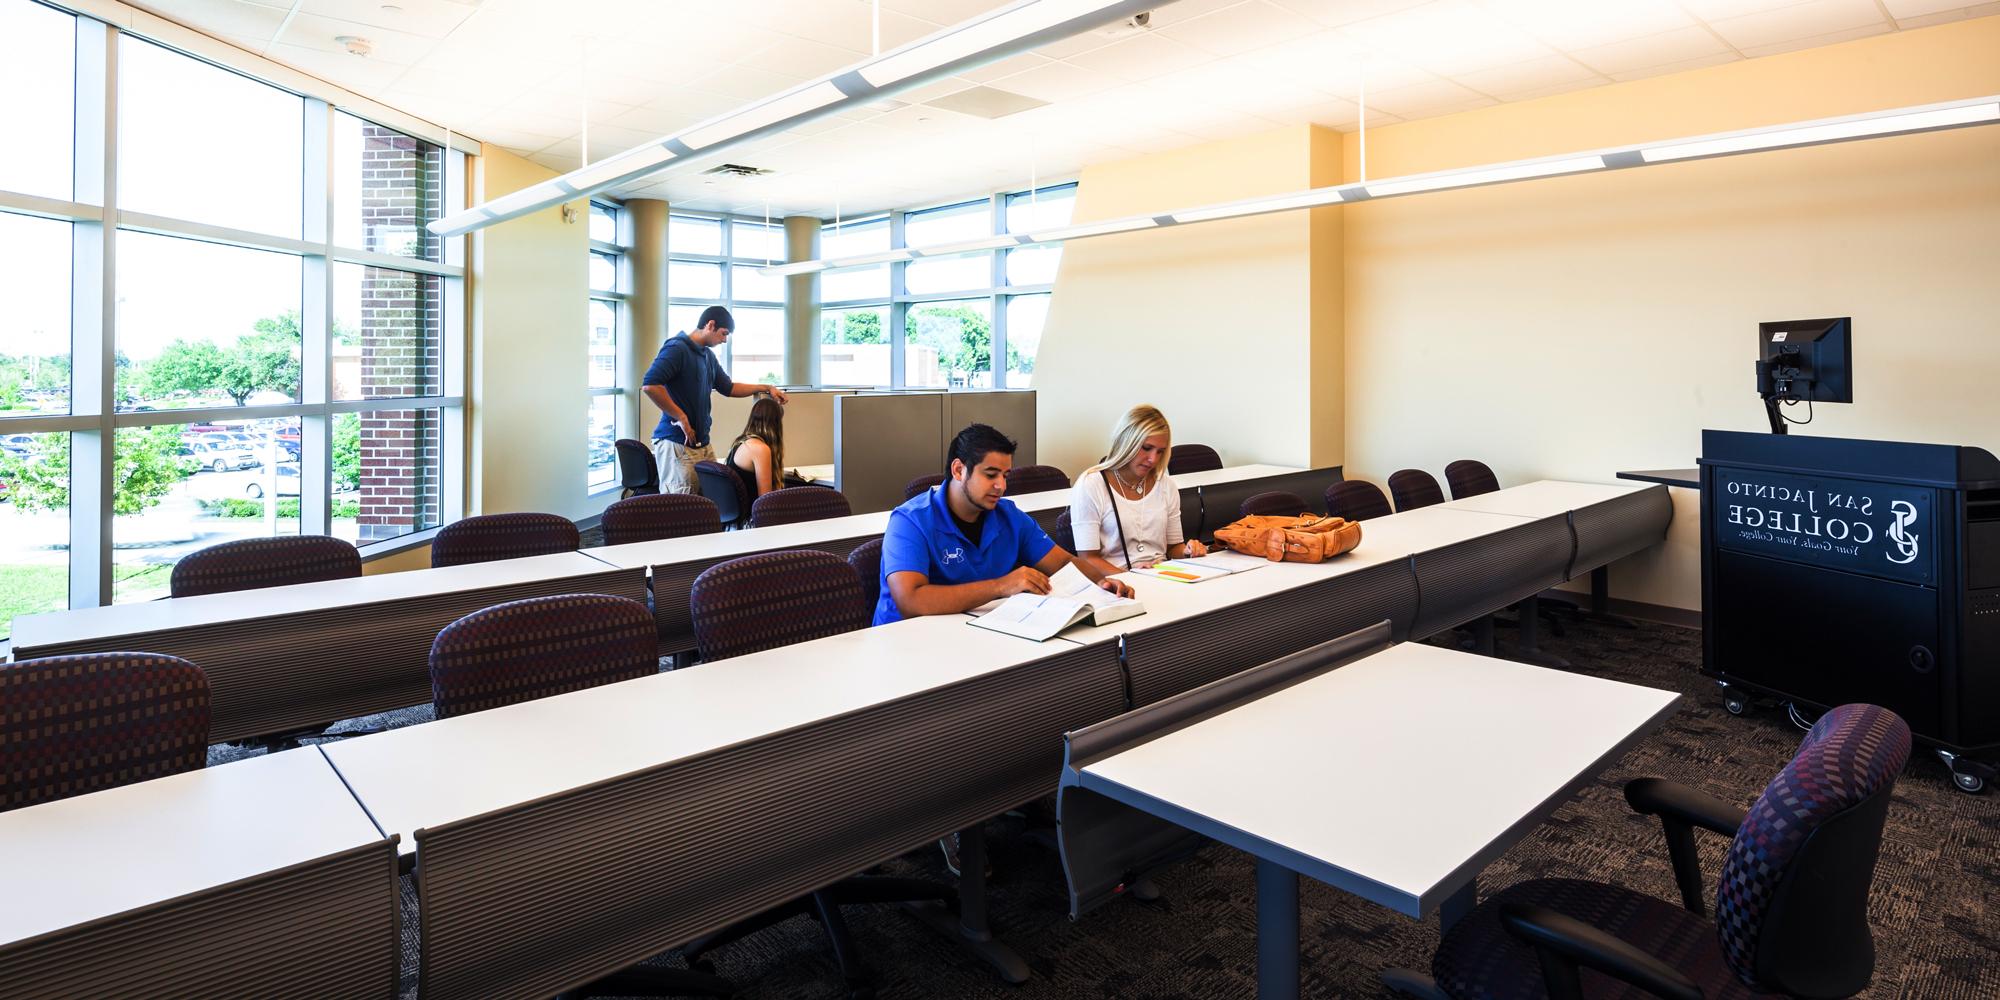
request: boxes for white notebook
[968,563,1145,642]
[1128,549,1271,583]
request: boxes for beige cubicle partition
[711,387,852,466]
[835,393,948,513]
[944,390,1037,466]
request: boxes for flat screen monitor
[1758,317,1852,403]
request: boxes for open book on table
[968,563,1145,642]
[1127,548,1272,583]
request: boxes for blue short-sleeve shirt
[643,332,733,446]
[873,485,1057,626]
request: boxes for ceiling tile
[1883,0,1990,16]
[735,35,869,80]
[953,51,1053,84]
[1338,0,1556,74]
[1606,50,1742,82]
[1063,32,1217,81]
[1159,1,1325,57]
[1271,95,1366,129]
[276,11,441,64]
[141,0,291,43]
[1364,77,1495,116]
[1485,75,1604,103]
[1568,25,1736,75]
[1273,0,1432,29]
[989,60,1119,103]
[1738,19,1895,55]
[472,125,567,151]
[263,41,414,90]
[1452,53,1603,99]
[299,0,476,39]
[1141,0,1263,30]
[773,1,939,53]
[1251,34,1439,94]
[1707,0,1889,50]
[1896,2,2000,26]
[1675,0,1812,18]
[1475,0,1696,51]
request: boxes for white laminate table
[792,463,835,488]
[1440,478,1653,520]
[1073,641,1680,999]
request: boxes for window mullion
[72,17,114,610]
[300,97,332,536]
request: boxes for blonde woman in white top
[1068,404,1208,575]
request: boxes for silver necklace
[1112,466,1150,500]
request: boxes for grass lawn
[0,563,172,639]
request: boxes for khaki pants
[653,439,715,495]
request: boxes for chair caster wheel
[1953,771,1985,794]
[1725,696,1748,716]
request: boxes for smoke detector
[335,35,373,57]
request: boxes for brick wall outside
[356,125,443,541]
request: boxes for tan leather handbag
[1213,514,1363,563]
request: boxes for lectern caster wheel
[1953,772,1986,794]
[1724,696,1749,716]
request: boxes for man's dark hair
[949,423,1016,473]
[696,305,733,331]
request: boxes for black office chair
[903,473,946,500]
[848,537,884,620]
[1326,480,1393,521]
[615,438,660,498]
[1240,490,1309,518]
[695,460,751,528]
[1444,459,1500,500]
[1051,508,1077,554]
[1005,464,1070,496]
[1388,469,1446,512]
[1168,443,1222,475]
[1392,704,1911,1000]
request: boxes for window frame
[587,197,628,494]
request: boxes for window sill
[358,526,441,564]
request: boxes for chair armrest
[1624,777,1746,837]
[1624,777,1746,915]
[1499,903,1704,1000]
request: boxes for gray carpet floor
[216,613,1998,999]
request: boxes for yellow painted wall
[1035,125,1348,477]
[469,145,594,522]
[1342,18,2000,611]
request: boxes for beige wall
[469,144,594,521]
[1342,18,2000,611]
[1035,125,1348,477]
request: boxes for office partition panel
[944,390,1037,465]
[835,392,947,513]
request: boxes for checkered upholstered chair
[428,594,658,720]
[1167,443,1222,475]
[695,460,752,527]
[1240,490,1310,518]
[904,473,946,500]
[1446,459,1502,500]
[430,512,578,568]
[2,652,209,813]
[684,549,952,995]
[1388,469,1447,512]
[1409,703,1911,1000]
[170,534,361,597]
[602,493,722,546]
[1326,480,1394,522]
[847,537,884,621]
[614,438,660,498]
[1005,464,1070,496]
[748,485,851,528]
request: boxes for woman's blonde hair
[730,394,785,476]
[1091,404,1172,488]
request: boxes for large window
[818,184,1070,390]
[667,212,793,381]
[588,201,624,490]
[0,1,465,637]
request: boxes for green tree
[905,305,1024,383]
[220,329,302,405]
[332,413,361,493]
[821,311,884,345]
[0,427,190,516]
[31,354,69,393]
[142,338,228,400]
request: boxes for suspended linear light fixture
[762,94,2000,276]
[428,0,1168,239]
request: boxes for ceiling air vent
[923,86,1048,120]
[702,163,773,177]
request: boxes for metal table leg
[1256,857,1301,1000]
[904,826,1031,984]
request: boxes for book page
[973,593,1088,641]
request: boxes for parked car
[244,463,300,499]
[1,433,36,449]
[181,439,260,472]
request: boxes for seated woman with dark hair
[724,395,786,498]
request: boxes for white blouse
[1067,469,1185,570]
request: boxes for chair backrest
[428,594,657,719]
[431,512,579,567]
[1325,480,1393,522]
[1051,508,1076,554]
[1006,464,1070,496]
[601,493,722,546]
[695,460,751,526]
[1240,490,1309,518]
[170,534,361,598]
[1387,469,1446,512]
[614,438,660,496]
[1167,443,1222,476]
[904,473,946,501]
[690,550,869,661]
[847,537,884,619]
[1714,703,1910,997]
[1,652,209,812]
[1444,459,1500,500]
[749,485,852,528]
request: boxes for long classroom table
[8,552,648,745]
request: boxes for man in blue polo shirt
[641,305,788,494]
[875,423,1132,627]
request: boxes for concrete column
[628,198,668,441]
[784,215,821,386]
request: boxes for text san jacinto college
[1723,480,1882,543]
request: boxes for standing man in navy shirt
[641,306,788,495]
[875,423,1132,627]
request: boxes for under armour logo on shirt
[942,547,965,565]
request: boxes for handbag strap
[1101,470,1134,569]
